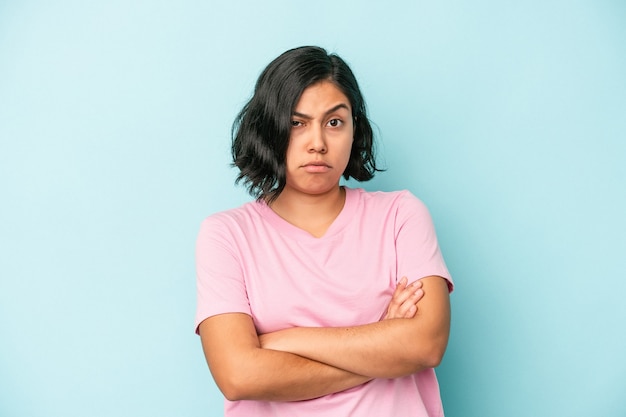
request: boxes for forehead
[295,81,351,111]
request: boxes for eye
[327,118,343,127]
[291,120,304,127]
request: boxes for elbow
[410,340,448,371]
[209,348,270,401]
[220,382,241,402]
[386,344,447,378]
[222,388,244,402]
[212,364,260,401]
[427,341,449,368]
[421,347,446,369]
[218,376,254,402]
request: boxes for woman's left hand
[383,277,424,320]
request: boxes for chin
[285,177,342,196]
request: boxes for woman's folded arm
[259,275,451,378]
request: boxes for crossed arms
[197,275,450,402]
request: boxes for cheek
[284,146,296,170]
[343,139,354,160]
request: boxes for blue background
[1,1,624,416]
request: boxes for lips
[301,161,332,173]
[302,161,331,168]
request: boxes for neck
[269,186,346,237]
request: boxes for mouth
[302,161,331,168]
[301,161,332,173]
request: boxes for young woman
[195,46,453,416]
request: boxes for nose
[308,126,327,153]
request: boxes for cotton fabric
[195,187,452,416]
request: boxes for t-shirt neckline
[254,187,360,241]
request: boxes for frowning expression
[283,81,354,196]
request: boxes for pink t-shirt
[195,187,453,417]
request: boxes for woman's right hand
[383,277,424,320]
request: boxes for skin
[199,277,424,401]
[269,80,356,237]
[258,276,449,379]
[198,80,451,401]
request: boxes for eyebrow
[292,103,351,119]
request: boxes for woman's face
[283,81,354,197]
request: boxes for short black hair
[231,45,381,201]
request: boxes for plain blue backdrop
[1,1,624,416]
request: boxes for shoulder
[349,187,429,215]
[198,201,263,242]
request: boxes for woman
[195,46,453,416]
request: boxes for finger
[385,277,422,319]
[398,289,423,317]
[395,287,424,318]
[408,279,423,290]
[397,300,418,319]
[390,277,407,300]
[404,304,417,318]
[387,278,409,308]
[385,278,407,319]
[411,286,425,303]
[393,280,423,306]
[389,277,407,306]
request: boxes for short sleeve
[394,192,453,292]
[194,215,252,334]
